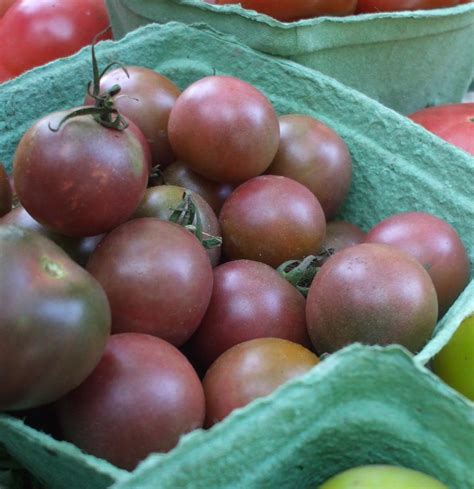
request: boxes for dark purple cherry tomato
[0,226,111,411]
[0,164,12,217]
[163,160,235,215]
[13,109,151,237]
[306,243,438,354]
[322,221,366,255]
[266,115,352,220]
[168,76,280,183]
[84,66,181,168]
[203,338,319,427]
[0,206,103,267]
[220,175,326,267]
[365,212,470,316]
[87,218,213,346]
[132,185,222,267]
[186,259,312,370]
[57,333,205,470]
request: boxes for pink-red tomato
[220,175,326,267]
[365,212,470,316]
[163,161,235,215]
[57,333,205,470]
[87,218,214,347]
[266,115,352,220]
[306,243,438,354]
[186,259,312,370]
[0,164,12,217]
[0,0,112,77]
[203,338,319,427]
[168,76,280,183]
[204,0,357,21]
[13,109,151,237]
[356,0,461,13]
[409,103,474,156]
[84,66,181,169]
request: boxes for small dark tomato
[203,338,319,427]
[0,206,103,267]
[13,109,151,237]
[84,66,181,169]
[365,212,470,316]
[306,243,438,355]
[0,164,12,217]
[57,333,205,470]
[220,175,326,268]
[186,259,312,370]
[163,160,235,215]
[132,185,222,267]
[0,226,111,411]
[266,115,352,220]
[322,221,366,255]
[168,76,280,183]
[87,218,213,346]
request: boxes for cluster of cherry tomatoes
[0,30,470,471]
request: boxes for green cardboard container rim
[106,0,474,114]
[0,22,473,489]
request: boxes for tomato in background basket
[356,0,462,13]
[408,103,474,156]
[203,0,357,21]
[0,0,111,78]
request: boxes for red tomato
[0,164,12,217]
[205,0,357,21]
[0,0,15,18]
[356,0,461,13]
[408,103,474,156]
[0,0,111,77]
[0,62,13,84]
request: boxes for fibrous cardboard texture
[0,22,473,489]
[106,0,474,114]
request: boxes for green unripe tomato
[319,465,447,488]
[432,314,474,401]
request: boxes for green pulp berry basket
[105,0,474,114]
[0,22,472,489]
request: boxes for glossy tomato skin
[306,243,438,354]
[87,218,213,346]
[0,226,111,411]
[266,115,352,220]
[186,259,312,370]
[356,0,460,12]
[13,109,151,237]
[163,161,235,215]
[168,76,280,183]
[84,67,181,169]
[0,206,103,267]
[0,0,111,77]
[203,338,318,427]
[205,0,357,21]
[0,164,12,217]
[57,333,205,470]
[132,185,221,267]
[220,175,326,268]
[365,212,470,316]
[322,221,366,254]
[409,103,474,156]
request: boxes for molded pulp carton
[0,22,472,489]
[106,0,474,114]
